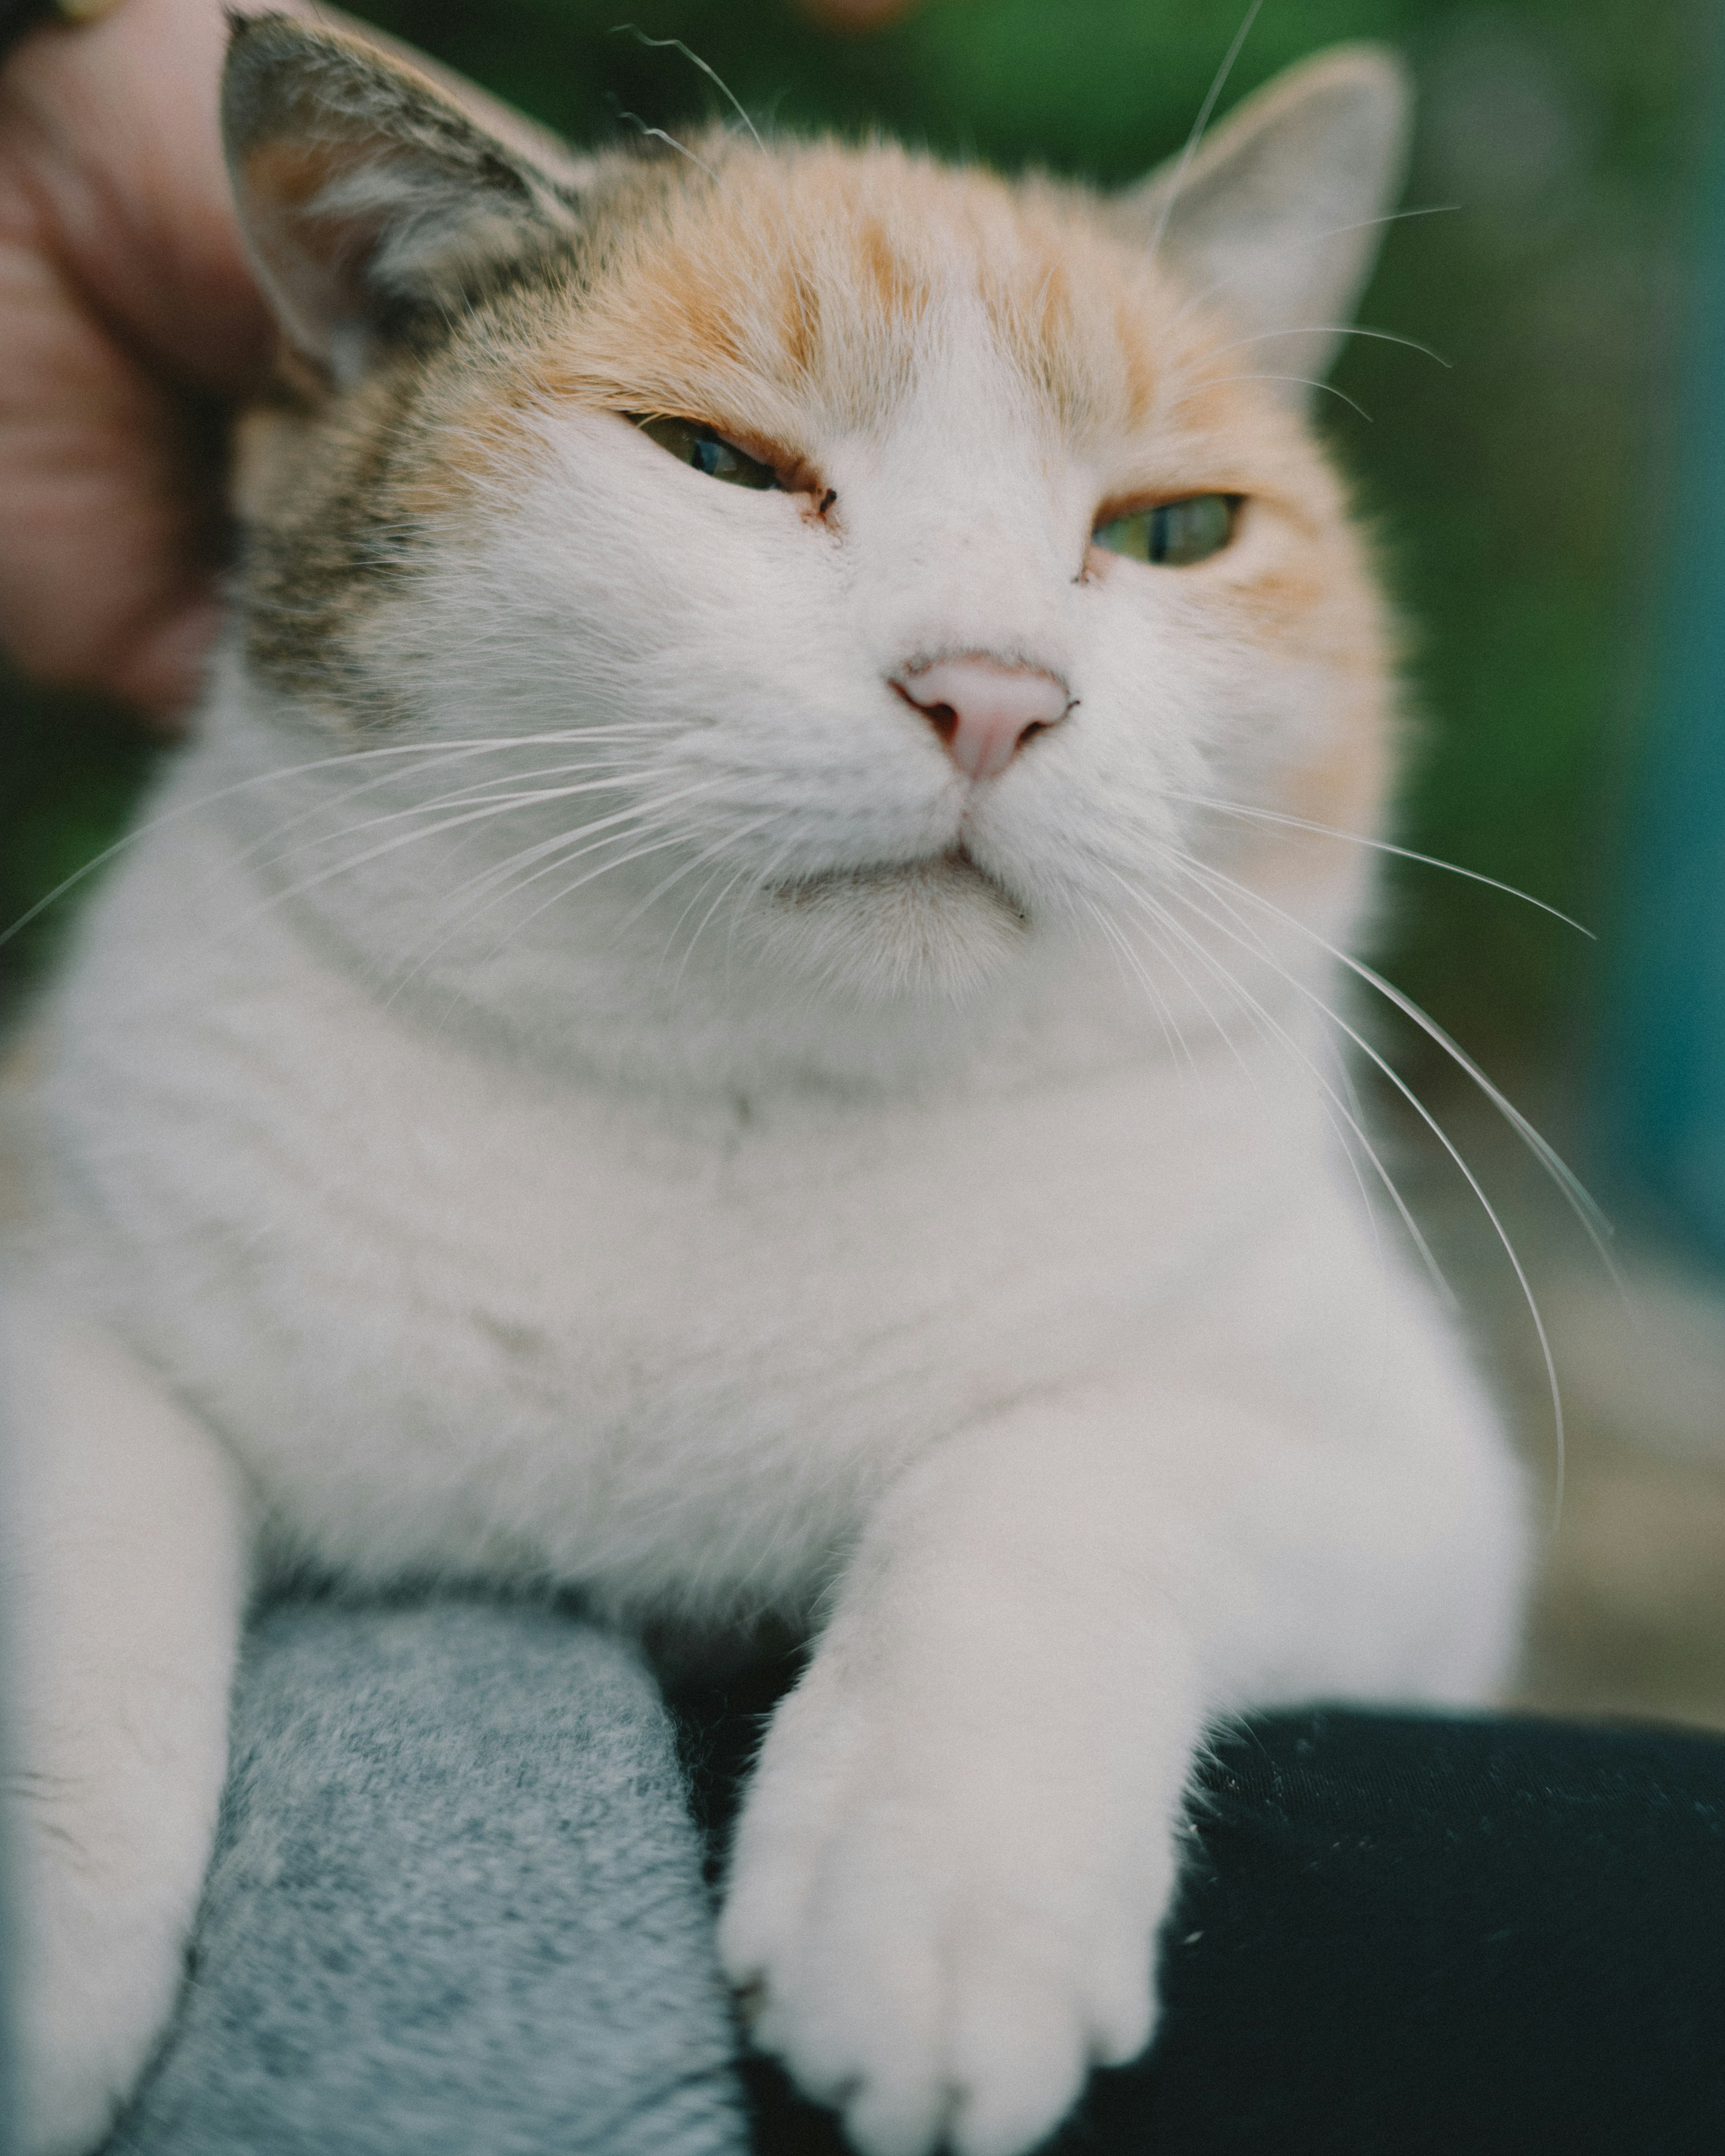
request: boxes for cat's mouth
[751,848,1030,1003]
[771,847,1026,919]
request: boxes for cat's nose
[893,657,1072,781]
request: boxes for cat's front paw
[717,1681,1166,2156]
[9,1805,198,2156]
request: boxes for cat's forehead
[518,134,1219,451]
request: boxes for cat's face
[218,22,1407,1074]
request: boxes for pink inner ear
[239,135,408,376]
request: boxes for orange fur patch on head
[232,119,1388,788]
[510,135,1238,467]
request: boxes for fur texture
[2,21,1528,2156]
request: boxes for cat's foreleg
[2,1305,254,2156]
[719,1375,1522,2156]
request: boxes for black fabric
[689,1705,1725,2156]
[31,1612,1723,2156]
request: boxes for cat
[2,16,1529,2156]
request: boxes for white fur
[1,1304,252,2156]
[3,50,1529,2156]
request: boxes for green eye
[1093,493,1241,566]
[632,414,779,491]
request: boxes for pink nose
[893,657,1072,781]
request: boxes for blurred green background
[2,0,1716,1087]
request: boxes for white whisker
[371,776,746,999]
[1200,323,1451,369]
[374,807,677,1007]
[1146,0,1267,268]
[475,824,711,969]
[1179,848,1614,1263]
[246,764,670,885]
[1187,373,1373,420]
[1103,867,1449,1299]
[1158,855,1569,1513]
[1162,203,1460,339]
[0,724,679,951]
[1158,788,1594,936]
[612,26,801,296]
[668,857,761,995]
[613,112,724,189]
[1075,895,1189,1069]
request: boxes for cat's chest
[45,869,1300,1607]
[150,1001,1248,1412]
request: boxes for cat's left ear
[222,15,582,387]
[1114,44,1412,400]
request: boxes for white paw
[9,1802,197,2156]
[717,1678,1166,2156]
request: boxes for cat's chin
[747,852,1030,1006]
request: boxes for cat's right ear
[1115,44,1412,399]
[222,15,580,387]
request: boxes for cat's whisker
[652,819,788,959]
[1184,373,1374,420]
[225,742,550,871]
[1155,788,1593,936]
[1145,0,1267,268]
[1104,865,1453,1302]
[1161,204,1460,341]
[0,724,671,953]
[613,27,802,295]
[1,724,681,953]
[1075,895,1190,1070]
[220,766,718,986]
[721,832,809,985]
[248,774,699,917]
[615,813,782,939]
[1140,861,1414,1283]
[1097,875,1404,1302]
[475,823,721,972]
[646,834,783,1000]
[1155,857,1567,1512]
[613,113,725,190]
[248,760,671,879]
[1118,866,1429,1246]
[430,795,749,968]
[252,759,654,854]
[185,794,610,957]
[391,802,739,1018]
[374,803,673,975]
[208,759,669,944]
[368,780,746,1000]
[1200,323,1452,369]
[615,27,770,166]
[667,858,763,997]
[654,859,731,984]
[1172,846,1615,1267]
[1085,885,1252,1081]
[376,810,682,1010]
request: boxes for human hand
[0,0,274,720]
[0,0,924,726]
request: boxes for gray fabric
[106,1600,749,2156]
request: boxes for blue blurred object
[1607,126,1725,1268]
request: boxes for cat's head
[216,17,1408,1082]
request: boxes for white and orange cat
[3,18,1527,2156]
